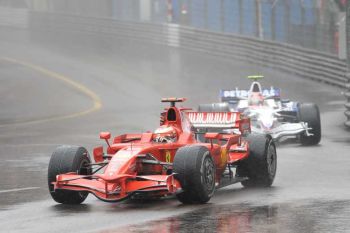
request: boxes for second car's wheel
[173,146,216,204]
[198,103,230,112]
[298,103,321,146]
[48,145,91,204]
[236,134,277,187]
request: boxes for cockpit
[153,98,194,143]
[248,82,264,106]
[154,108,180,143]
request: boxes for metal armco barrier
[346,1,350,128]
[345,73,350,128]
[29,12,348,88]
[1,8,349,127]
[0,7,28,28]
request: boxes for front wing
[53,173,181,202]
[252,122,311,141]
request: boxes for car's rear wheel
[48,145,91,204]
[298,103,321,146]
[236,134,277,187]
[173,146,215,204]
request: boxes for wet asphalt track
[0,27,350,233]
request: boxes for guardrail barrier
[0,1,348,127]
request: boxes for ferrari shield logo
[165,151,171,163]
[220,148,228,167]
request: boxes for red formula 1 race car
[48,98,277,204]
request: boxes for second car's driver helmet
[153,126,178,143]
[248,93,264,106]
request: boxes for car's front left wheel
[173,145,216,204]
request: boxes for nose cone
[104,147,142,179]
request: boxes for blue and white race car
[199,76,321,145]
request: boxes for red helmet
[153,126,178,143]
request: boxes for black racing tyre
[198,103,230,112]
[298,103,321,146]
[48,145,91,204]
[173,146,216,204]
[236,134,277,187]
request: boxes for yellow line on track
[0,57,102,127]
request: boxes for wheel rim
[266,143,277,179]
[78,158,90,198]
[79,159,90,175]
[203,157,215,192]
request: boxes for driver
[248,93,264,106]
[153,126,178,143]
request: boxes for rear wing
[185,112,250,133]
[220,88,281,102]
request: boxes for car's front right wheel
[48,145,91,204]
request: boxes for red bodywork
[53,98,251,202]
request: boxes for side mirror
[100,132,111,140]
[100,132,111,148]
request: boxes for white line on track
[0,187,40,194]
